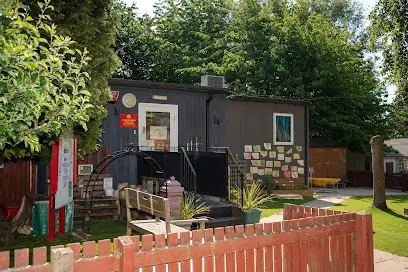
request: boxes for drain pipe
[205,93,214,149]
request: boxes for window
[273,113,294,145]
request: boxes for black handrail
[210,146,245,207]
[179,147,198,193]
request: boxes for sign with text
[120,114,138,128]
[55,132,75,209]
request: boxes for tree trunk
[370,135,388,210]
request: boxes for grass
[260,198,315,218]
[0,220,128,265]
[331,195,408,257]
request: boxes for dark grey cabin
[98,79,309,197]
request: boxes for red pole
[58,207,65,235]
[49,141,60,242]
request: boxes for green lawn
[0,220,127,265]
[260,198,315,218]
[332,195,408,257]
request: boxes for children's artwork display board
[243,143,304,180]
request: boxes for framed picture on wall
[273,113,294,145]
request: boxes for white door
[138,103,178,152]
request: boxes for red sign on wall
[120,114,138,128]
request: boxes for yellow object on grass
[309,178,341,187]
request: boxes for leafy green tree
[0,0,92,159]
[118,0,231,84]
[113,1,158,80]
[223,0,389,154]
[370,0,408,137]
[22,0,120,156]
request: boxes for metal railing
[210,147,244,207]
[179,147,198,193]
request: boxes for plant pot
[243,208,262,224]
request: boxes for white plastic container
[104,189,114,197]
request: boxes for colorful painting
[291,166,298,172]
[260,151,268,158]
[265,168,272,176]
[244,153,252,160]
[252,153,259,159]
[253,145,261,152]
[272,170,280,177]
[274,161,281,167]
[285,157,292,163]
[281,165,289,171]
[298,167,304,174]
[293,153,300,160]
[296,146,303,152]
[292,172,298,178]
[284,171,291,178]
[278,154,285,160]
[274,113,293,145]
[286,148,293,154]
[269,151,277,158]
[298,160,304,166]
[266,161,274,168]
[258,168,265,176]
[277,146,284,153]
[246,173,254,180]
[245,145,253,152]
[250,167,258,174]
[264,143,272,150]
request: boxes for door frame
[138,103,178,152]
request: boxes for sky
[123,0,395,102]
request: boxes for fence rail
[0,205,374,272]
[348,170,408,191]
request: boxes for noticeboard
[55,132,75,209]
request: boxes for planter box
[242,208,262,224]
[270,189,314,198]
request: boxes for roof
[109,79,309,105]
[384,152,405,158]
[227,94,309,106]
[109,78,229,95]
[385,138,408,157]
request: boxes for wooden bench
[125,188,207,237]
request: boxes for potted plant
[171,192,210,230]
[240,182,272,224]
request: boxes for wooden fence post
[355,212,374,272]
[118,236,135,272]
[51,247,73,272]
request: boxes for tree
[22,0,120,156]
[370,0,408,137]
[370,135,388,210]
[223,0,389,154]
[113,1,158,80]
[114,0,231,84]
[0,0,92,159]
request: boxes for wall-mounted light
[152,95,168,101]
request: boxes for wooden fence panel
[0,205,374,272]
[0,160,34,207]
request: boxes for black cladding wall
[101,80,308,188]
[103,80,215,187]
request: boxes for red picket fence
[0,204,374,272]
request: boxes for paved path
[260,187,408,271]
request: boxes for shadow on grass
[383,208,408,222]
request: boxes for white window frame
[138,103,178,152]
[273,112,294,145]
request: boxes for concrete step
[205,217,243,229]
